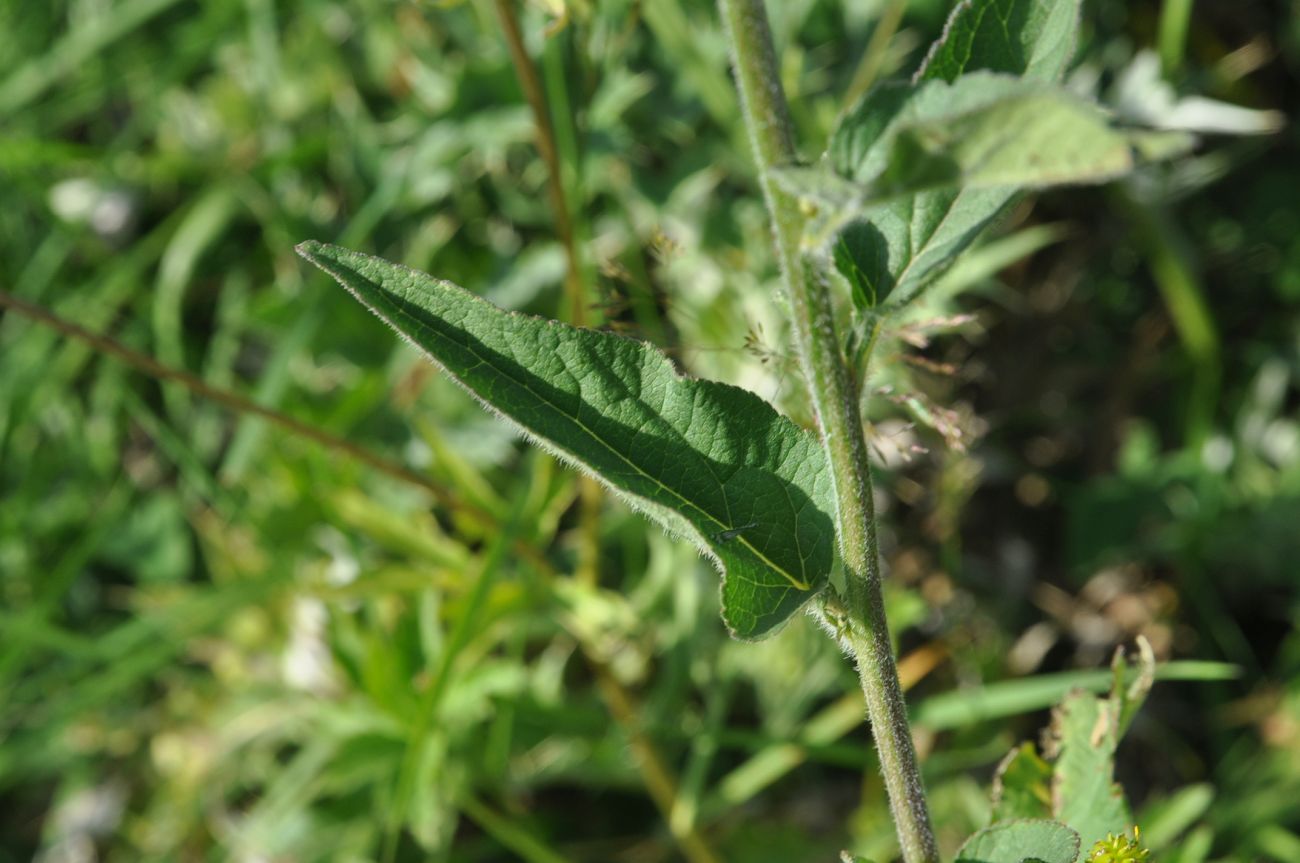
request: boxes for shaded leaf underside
[827,0,1084,310]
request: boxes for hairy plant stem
[717,2,938,862]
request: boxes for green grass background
[2,1,1298,861]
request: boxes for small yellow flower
[1088,826,1150,863]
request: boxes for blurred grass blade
[911,661,1239,731]
[459,794,570,863]
[921,222,1067,307]
[1139,783,1214,850]
[0,0,191,115]
[153,187,240,424]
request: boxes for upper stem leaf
[822,73,1189,310]
[824,0,1093,311]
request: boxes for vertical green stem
[1158,0,1193,79]
[717,2,938,862]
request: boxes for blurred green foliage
[1,1,1297,862]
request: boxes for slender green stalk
[717,2,938,862]
[1158,0,1194,79]
[844,0,907,109]
[459,794,571,863]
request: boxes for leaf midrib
[374,276,815,591]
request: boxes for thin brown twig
[493,0,586,328]
[489,10,721,863]
[0,287,555,574]
[492,0,603,588]
[589,655,724,863]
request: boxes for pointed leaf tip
[295,239,324,259]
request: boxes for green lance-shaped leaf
[296,241,836,640]
[819,76,1141,207]
[955,819,1080,863]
